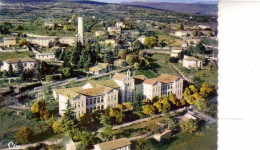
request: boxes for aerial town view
[0,0,218,149]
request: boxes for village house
[143,74,183,100]
[107,27,121,34]
[0,58,36,71]
[183,55,202,69]
[94,138,131,150]
[105,39,116,46]
[35,53,56,61]
[174,30,192,37]
[44,22,55,27]
[89,63,113,75]
[133,75,147,98]
[115,22,126,28]
[95,31,106,37]
[137,36,146,44]
[3,37,17,46]
[27,37,53,47]
[182,42,189,48]
[114,59,127,68]
[10,22,24,26]
[170,47,183,58]
[153,130,172,142]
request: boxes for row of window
[87,105,104,114]
[162,84,173,90]
[86,96,104,105]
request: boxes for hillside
[121,1,218,15]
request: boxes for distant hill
[0,0,108,5]
[121,1,218,15]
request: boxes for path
[0,139,63,150]
[170,63,192,83]
[189,109,217,124]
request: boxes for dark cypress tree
[8,64,14,77]
[17,60,24,76]
[34,61,42,81]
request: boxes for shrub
[180,119,198,133]
[15,126,34,144]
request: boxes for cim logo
[7,141,20,150]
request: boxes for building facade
[183,55,202,69]
[0,58,36,71]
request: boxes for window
[87,108,89,114]
[101,105,104,109]
[171,84,172,89]
[82,101,83,107]
[98,97,100,103]
[90,108,92,113]
[86,99,89,105]
[90,98,92,104]
[94,98,96,104]
[82,110,84,114]
[98,106,100,110]
[75,104,76,108]
[78,102,80,107]
[108,96,110,102]
[114,95,116,101]
[101,96,104,102]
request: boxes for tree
[15,126,33,144]
[62,67,72,78]
[144,36,158,48]
[180,119,198,133]
[134,62,140,70]
[142,105,155,116]
[52,121,63,134]
[8,64,14,77]
[100,114,111,127]
[17,60,24,75]
[122,102,133,110]
[80,113,91,127]
[101,125,113,141]
[30,100,49,121]
[133,138,152,150]
[118,49,127,58]
[18,38,27,47]
[195,99,207,110]
[133,94,143,112]
[200,81,214,98]
[62,99,79,138]
[195,42,206,54]
[77,131,94,150]
[126,54,136,65]
[34,61,42,81]
[180,23,184,30]
[153,101,163,112]
[132,39,144,50]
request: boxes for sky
[94,0,218,4]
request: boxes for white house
[174,30,192,37]
[183,55,202,69]
[94,138,131,150]
[35,53,56,61]
[112,70,135,103]
[170,47,183,58]
[137,36,146,44]
[143,78,162,100]
[115,22,126,28]
[0,58,36,71]
[107,27,121,34]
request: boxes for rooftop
[143,78,158,85]
[184,56,201,61]
[112,73,127,81]
[5,58,35,63]
[156,74,180,83]
[133,75,147,81]
[95,138,131,150]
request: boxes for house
[143,74,183,99]
[174,30,192,37]
[94,138,131,150]
[10,22,24,26]
[115,22,125,28]
[35,53,56,61]
[27,37,53,47]
[170,47,183,58]
[107,27,121,34]
[137,36,146,44]
[95,31,106,37]
[0,58,36,71]
[153,130,172,142]
[89,63,113,75]
[133,75,147,98]
[54,80,119,118]
[3,37,17,46]
[182,42,188,48]
[112,70,135,103]
[45,22,55,27]
[114,59,127,68]
[183,55,202,69]
[105,39,116,46]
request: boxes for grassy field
[114,117,164,138]
[174,63,218,87]
[148,124,217,150]
[0,51,34,61]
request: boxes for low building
[10,22,24,26]
[95,31,106,37]
[107,27,121,34]
[183,55,202,69]
[89,63,113,75]
[137,36,146,44]
[0,58,36,71]
[170,47,183,58]
[182,42,188,48]
[3,37,17,46]
[115,22,126,28]
[45,22,55,27]
[105,39,116,46]
[94,138,131,150]
[114,59,127,68]
[174,30,192,37]
[35,53,56,61]
[153,130,172,142]
[27,37,53,47]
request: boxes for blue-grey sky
[94,0,218,4]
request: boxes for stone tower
[77,17,84,44]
